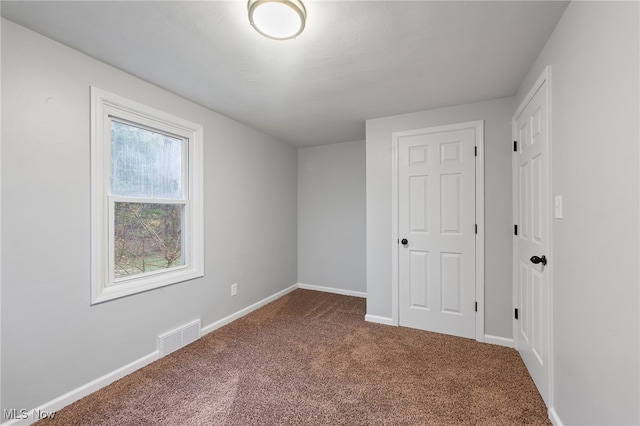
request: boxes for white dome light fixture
[248,0,306,40]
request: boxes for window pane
[113,202,184,279]
[111,121,183,199]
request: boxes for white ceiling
[1,1,568,147]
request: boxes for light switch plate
[554,195,563,219]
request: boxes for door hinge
[475,301,478,312]
[474,146,478,157]
[514,224,518,236]
[513,140,518,152]
[397,238,399,244]
[475,224,478,234]
[515,308,519,320]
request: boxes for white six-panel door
[513,69,551,405]
[396,122,482,339]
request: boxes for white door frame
[391,120,485,342]
[512,65,554,407]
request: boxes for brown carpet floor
[37,289,550,425]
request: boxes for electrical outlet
[231,283,238,296]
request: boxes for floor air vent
[158,319,201,357]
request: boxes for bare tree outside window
[114,203,183,278]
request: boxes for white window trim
[91,87,204,304]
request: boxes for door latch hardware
[530,255,547,266]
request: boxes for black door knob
[530,255,547,266]
[401,238,408,245]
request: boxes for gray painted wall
[365,97,514,339]
[1,20,298,415]
[515,2,639,424]
[298,141,366,293]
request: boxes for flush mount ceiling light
[248,0,306,40]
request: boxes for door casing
[391,120,485,342]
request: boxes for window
[91,87,203,304]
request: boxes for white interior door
[396,122,481,339]
[513,69,551,405]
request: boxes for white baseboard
[1,351,159,426]
[364,314,396,326]
[483,334,514,348]
[296,283,366,298]
[201,283,298,335]
[548,407,563,426]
